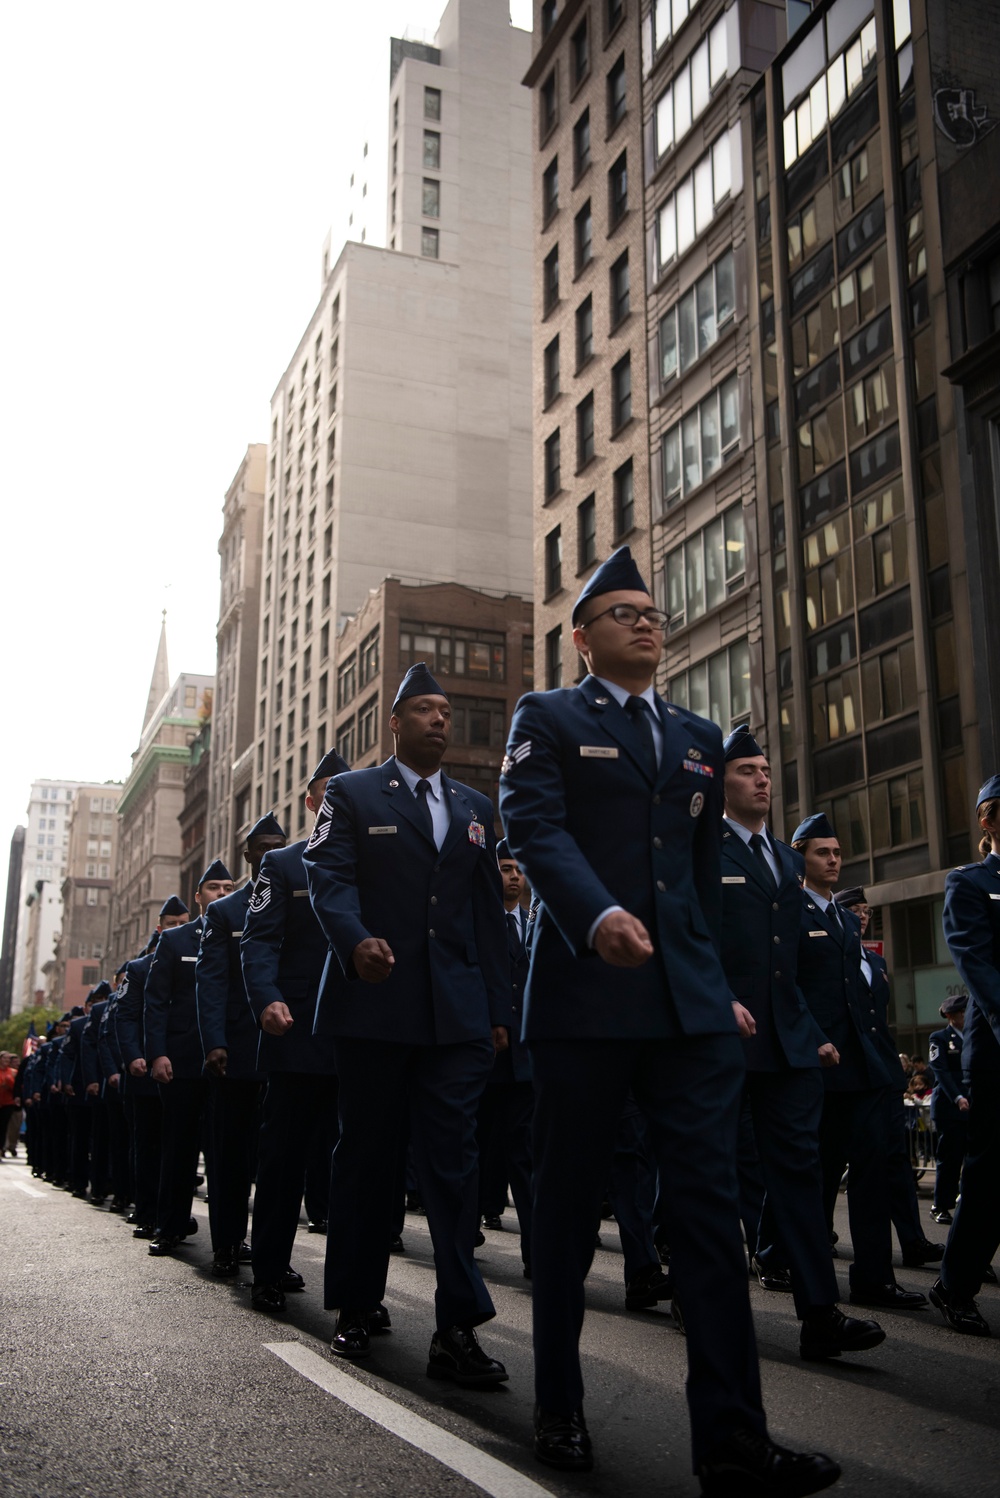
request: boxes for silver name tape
[722,876,746,884]
[181,955,197,963]
[808,930,829,937]
[293,888,310,897]
[580,746,618,759]
[368,825,398,835]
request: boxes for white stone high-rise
[248,0,533,843]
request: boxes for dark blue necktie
[749,832,777,893]
[415,779,435,844]
[625,695,657,779]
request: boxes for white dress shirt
[723,816,781,886]
[393,757,450,851]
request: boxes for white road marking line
[265,1341,554,1498]
[0,1178,45,1197]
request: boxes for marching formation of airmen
[7,547,1000,1498]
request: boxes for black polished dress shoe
[901,1237,945,1267]
[251,1281,287,1314]
[800,1306,886,1361]
[625,1263,673,1310]
[126,1211,139,1225]
[699,1427,841,1497]
[929,1278,991,1336]
[148,1233,183,1257]
[369,1303,392,1334]
[331,1308,370,1358]
[849,1281,927,1310]
[427,1325,508,1386]
[185,1217,198,1236]
[281,1267,305,1292]
[306,1219,328,1234]
[238,1241,252,1263]
[71,1189,89,1199]
[752,1255,794,1293]
[483,1214,504,1231]
[930,1206,953,1225]
[108,1198,129,1215]
[983,1264,998,1285]
[132,1223,155,1240]
[389,1235,405,1254]
[212,1247,240,1277]
[473,1229,486,1247]
[534,1406,593,1473]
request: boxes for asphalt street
[1,1155,998,1498]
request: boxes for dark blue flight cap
[70,1006,85,1017]
[246,811,286,844]
[975,774,1000,809]
[145,931,160,954]
[198,858,233,887]
[723,724,766,761]
[940,994,968,1017]
[391,662,448,714]
[572,544,650,625]
[159,894,189,918]
[833,886,867,908]
[308,749,351,787]
[89,980,112,1000]
[791,812,836,843]
[496,838,512,862]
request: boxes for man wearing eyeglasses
[499,546,839,1496]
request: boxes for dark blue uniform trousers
[746,1068,839,1316]
[206,1077,262,1252]
[125,1091,162,1227]
[251,1072,338,1283]
[326,1038,495,1331]
[609,1096,658,1281]
[529,1036,765,1467]
[156,1078,207,1238]
[818,1088,892,1288]
[476,1080,534,1264]
[932,1106,968,1212]
[885,1087,924,1251]
[941,1081,1000,1300]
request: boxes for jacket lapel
[723,826,773,896]
[578,676,653,779]
[439,775,481,858]
[380,758,436,847]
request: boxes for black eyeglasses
[580,603,669,630]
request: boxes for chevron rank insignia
[249,875,271,913]
[501,741,532,776]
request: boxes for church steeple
[142,611,170,732]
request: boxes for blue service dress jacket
[796,896,892,1093]
[98,991,124,1082]
[928,1022,967,1122]
[142,919,206,1080]
[491,907,532,1084]
[720,827,827,1070]
[59,1015,89,1105]
[81,1000,108,1095]
[303,759,510,1046]
[942,853,1000,1076]
[497,675,739,1041]
[115,953,159,1097]
[196,883,263,1081]
[864,949,906,1086]
[241,841,338,1075]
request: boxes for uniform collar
[393,756,443,800]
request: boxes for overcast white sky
[0,0,533,922]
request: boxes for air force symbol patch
[249,874,271,914]
[689,792,705,817]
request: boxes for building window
[422,178,440,217]
[423,130,441,169]
[337,719,356,765]
[522,637,534,686]
[398,621,507,680]
[577,393,595,467]
[319,671,329,712]
[660,373,740,506]
[544,428,562,498]
[541,70,558,140]
[572,18,589,87]
[573,109,591,179]
[543,156,559,224]
[663,505,747,632]
[338,654,357,709]
[654,14,728,160]
[320,623,330,660]
[657,127,736,272]
[544,335,560,407]
[578,494,597,570]
[576,295,593,367]
[541,0,557,36]
[424,86,441,120]
[543,245,559,313]
[545,626,563,689]
[670,639,752,729]
[545,526,563,597]
[611,354,632,431]
[609,151,627,227]
[574,200,593,273]
[613,459,635,538]
[360,628,380,685]
[659,248,736,384]
[451,696,508,747]
[782,18,877,168]
[358,697,379,754]
[422,227,439,259]
[607,0,625,34]
[610,252,630,328]
[607,55,626,131]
